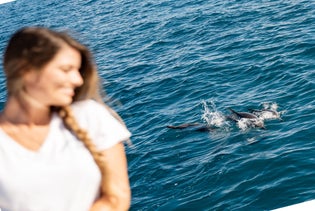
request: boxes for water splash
[237,118,255,131]
[262,102,278,111]
[201,100,229,129]
[236,118,265,131]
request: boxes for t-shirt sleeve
[71,100,131,150]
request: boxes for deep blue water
[1,0,315,210]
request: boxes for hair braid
[58,106,105,175]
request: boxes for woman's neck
[2,96,52,125]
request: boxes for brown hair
[4,27,101,101]
[3,26,126,180]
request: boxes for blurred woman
[0,27,131,211]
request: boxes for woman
[0,27,131,210]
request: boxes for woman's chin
[52,98,74,107]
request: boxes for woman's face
[23,44,83,107]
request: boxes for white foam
[262,102,278,110]
[260,111,278,120]
[237,118,252,130]
[201,100,228,128]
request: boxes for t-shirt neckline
[0,113,57,155]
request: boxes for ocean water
[1,0,315,210]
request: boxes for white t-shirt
[0,99,131,211]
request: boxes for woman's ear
[22,69,39,84]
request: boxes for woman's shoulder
[69,99,108,127]
[69,99,131,150]
[71,99,104,110]
[70,99,110,116]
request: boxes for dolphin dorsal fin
[228,108,240,116]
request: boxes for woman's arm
[90,143,131,211]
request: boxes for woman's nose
[70,70,84,87]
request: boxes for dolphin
[167,108,268,132]
[167,123,213,132]
[227,108,266,129]
[248,108,282,121]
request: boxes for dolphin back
[228,108,258,119]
